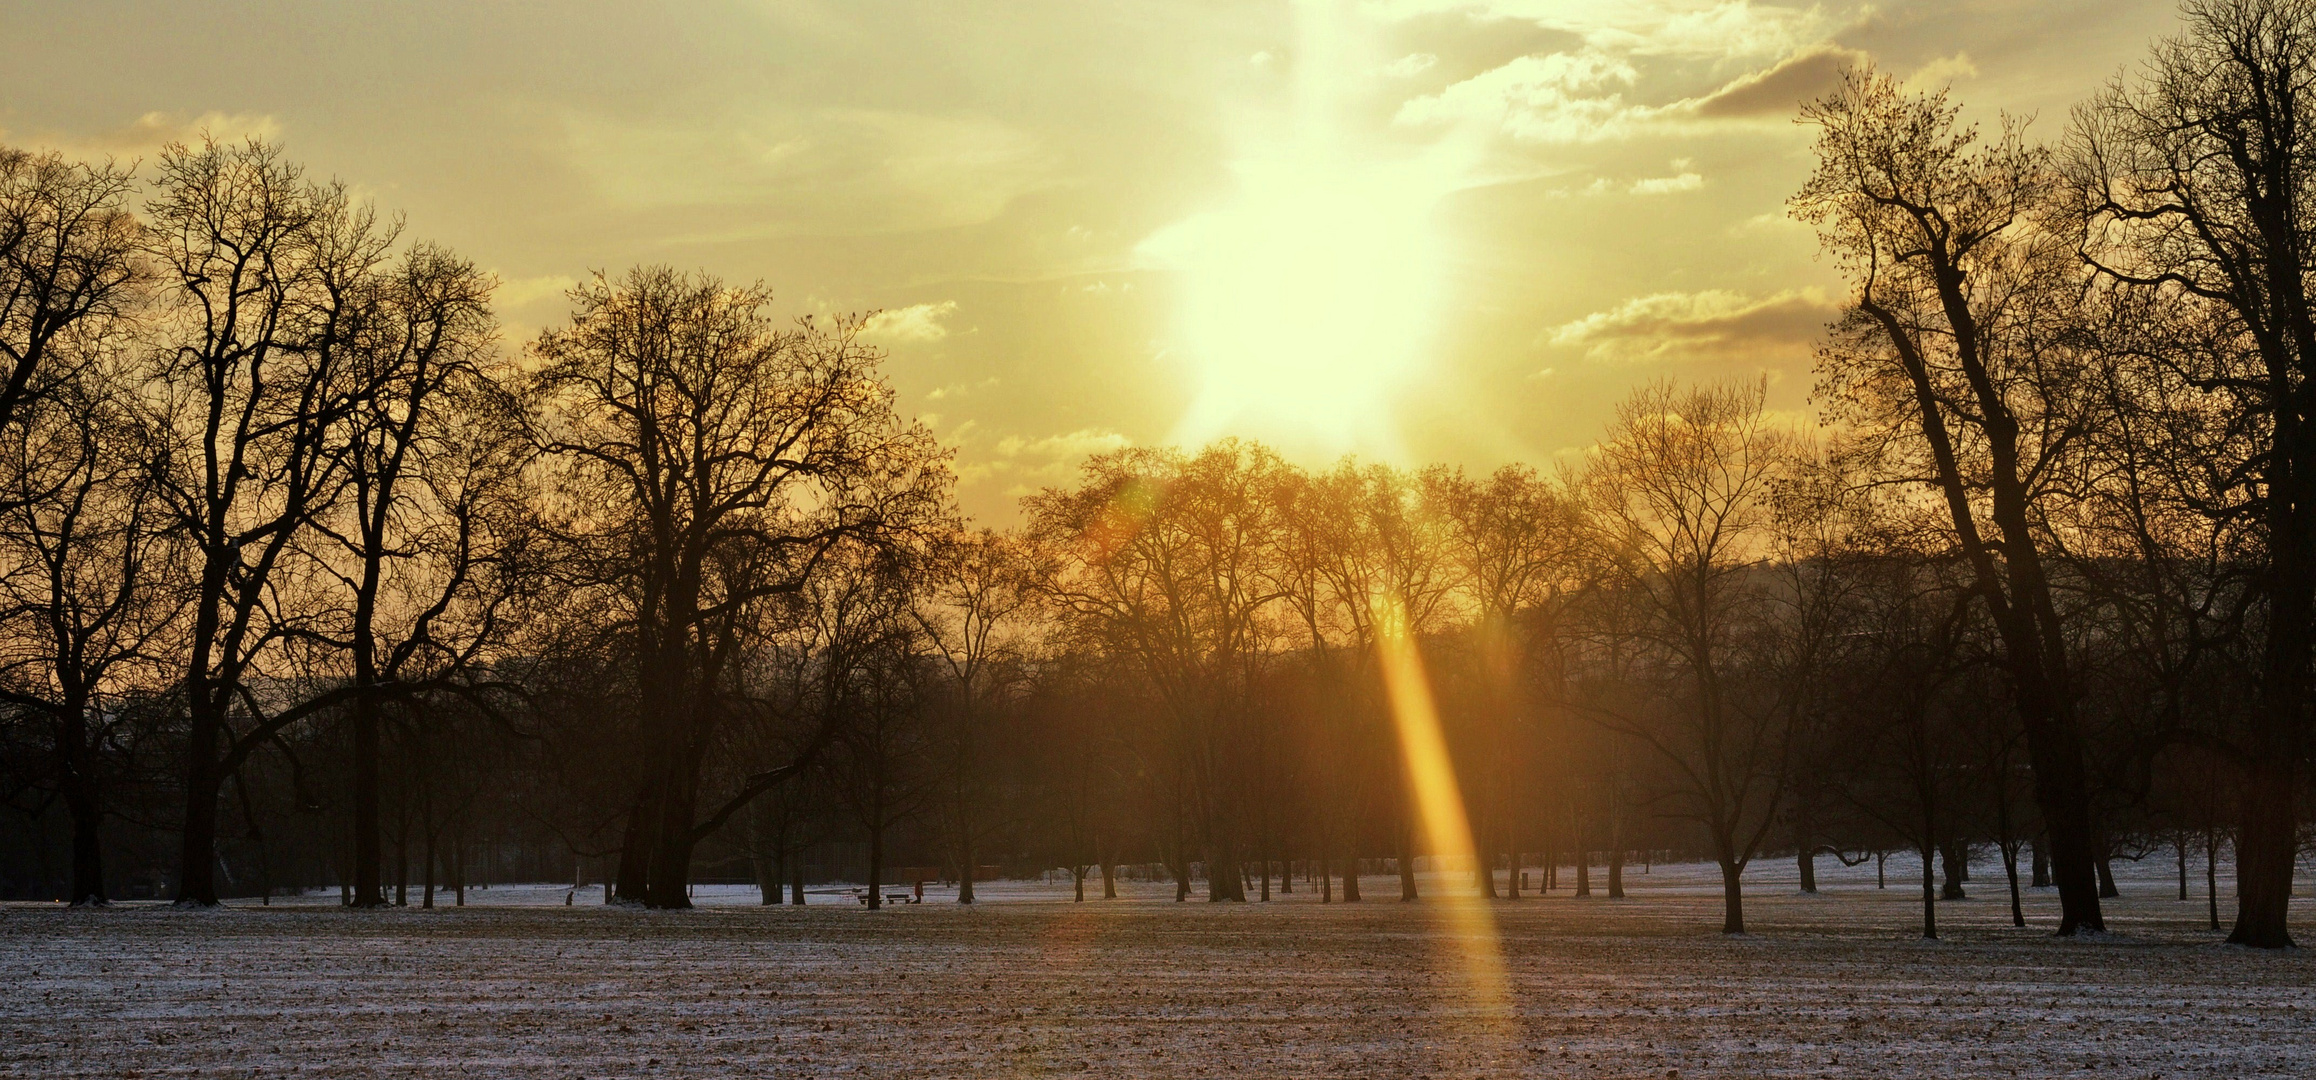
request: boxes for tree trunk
[1793,803,1817,894]
[2238,408,2310,947]
[612,787,654,904]
[59,713,105,906]
[172,712,226,906]
[421,778,437,910]
[1474,818,1496,899]
[1920,841,1938,941]
[866,817,884,911]
[351,674,385,908]
[2206,827,2221,932]
[643,743,707,910]
[1718,859,1745,935]
[1207,835,1243,903]
[1939,839,1966,901]
[790,852,806,906]
[2002,842,2023,928]
[2031,834,2050,888]
[2096,853,2118,900]
[1102,858,1117,900]
[2230,755,2298,947]
[1607,802,1625,899]
[958,831,977,904]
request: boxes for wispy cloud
[1630,170,1704,195]
[1690,43,1867,117]
[17,110,282,159]
[1549,287,1838,363]
[955,427,1133,491]
[1388,2,1864,144]
[559,108,1057,237]
[860,300,960,343]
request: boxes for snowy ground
[5,855,2312,1078]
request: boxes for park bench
[850,887,918,905]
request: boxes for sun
[1139,2,1458,457]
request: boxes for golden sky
[2,0,2185,520]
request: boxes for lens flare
[1372,598,1515,1037]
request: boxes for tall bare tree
[1798,71,2113,934]
[144,138,384,906]
[1578,378,1793,934]
[0,350,182,905]
[910,526,1035,903]
[528,268,946,908]
[2066,0,2316,947]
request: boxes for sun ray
[1372,596,1516,1044]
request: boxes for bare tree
[1578,378,1793,934]
[0,352,182,905]
[314,244,511,907]
[2066,0,2316,947]
[143,138,383,906]
[909,527,1035,903]
[1798,71,2113,934]
[1026,442,1286,903]
[0,147,141,454]
[528,268,946,908]
[1426,464,1582,899]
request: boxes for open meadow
[5,857,2310,1079]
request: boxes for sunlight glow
[1139,1,1461,456]
[1373,598,1514,1034]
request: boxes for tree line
[1,0,2312,948]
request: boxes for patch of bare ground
[3,860,2310,1078]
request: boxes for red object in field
[975,865,1000,882]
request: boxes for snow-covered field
[5,856,2311,1078]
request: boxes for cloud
[860,300,959,342]
[495,274,579,309]
[927,375,1001,401]
[24,110,281,159]
[1907,52,1978,88]
[993,428,1131,460]
[1396,34,1863,144]
[1384,52,1440,78]
[1381,0,1835,62]
[1629,171,1703,194]
[1549,287,1838,363]
[1395,49,1644,142]
[1689,43,1866,117]
[955,427,1132,488]
[560,108,1055,237]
